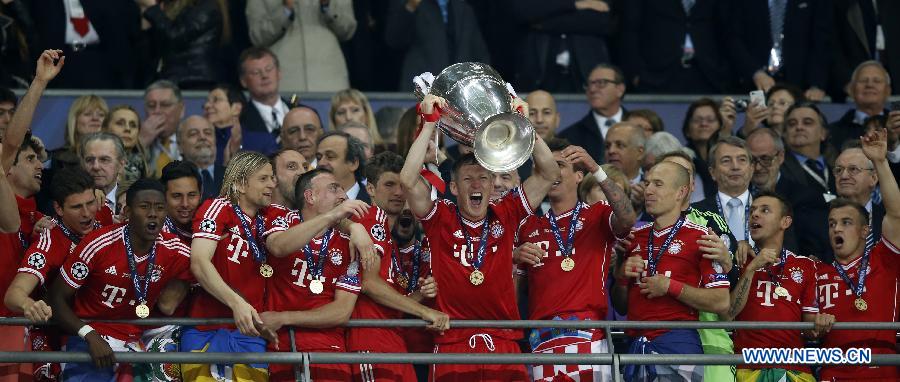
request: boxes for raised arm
[861,129,900,245]
[522,135,560,211]
[266,200,369,257]
[563,145,636,236]
[400,96,445,218]
[190,238,260,337]
[2,49,64,171]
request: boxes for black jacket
[511,0,611,92]
[829,0,900,100]
[828,108,889,151]
[728,0,832,91]
[621,0,732,92]
[238,98,287,155]
[385,0,490,91]
[143,0,225,88]
[781,149,836,195]
[559,110,624,164]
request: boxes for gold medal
[259,263,274,278]
[469,270,484,286]
[135,303,150,319]
[854,298,868,311]
[774,286,789,297]
[396,275,409,290]
[560,257,575,272]
[309,279,324,295]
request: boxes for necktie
[202,169,215,198]
[727,197,744,241]
[271,109,281,136]
[681,0,694,14]
[155,137,173,178]
[805,158,825,181]
[437,0,449,24]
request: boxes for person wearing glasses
[746,127,829,261]
[829,61,894,151]
[560,64,626,164]
[834,144,885,239]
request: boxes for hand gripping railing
[0,318,898,382]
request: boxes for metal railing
[1,318,898,382]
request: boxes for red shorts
[270,362,352,382]
[819,365,900,381]
[351,351,417,382]
[432,335,528,382]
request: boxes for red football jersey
[60,224,191,341]
[733,250,818,372]
[189,198,285,329]
[398,239,435,354]
[817,238,900,354]
[625,220,730,339]
[515,201,616,323]
[0,196,43,317]
[265,209,361,352]
[162,217,192,245]
[347,206,430,352]
[17,224,80,287]
[420,188,533,344]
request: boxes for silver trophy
[416,62,535,173]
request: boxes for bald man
[525,90,560,140]
[280,106,324,166]
[604,122,646,184]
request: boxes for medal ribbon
[300,214,334,280]
[548,202,582,259]
[123,225,157,305]
[715,194,751,241]
[832,233,874,299]
[647,215,686,276]
[230,203,267,264]
[455,208,490,271]
[391,241,422,293]
[164,216,192,242]
[57,220,85,245]
[753,246,788,287]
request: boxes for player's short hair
[828,198,870,226]
[221,151,271,202]
[654,161,690,189]
[50,167,96,207]
[0,87,16,106]
[160,160,201,191]
[451,153,488,181]
[294,168,332,207]
[14,132,46,165]
[126,178,166,206]
[545,136,571,152]
[753,190,793,218]
[365,151,404,185]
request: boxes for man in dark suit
[511,0,612,93]
[176,116,223,200]
[691,136,755,245]
[782,103,837,196]
[829,0,900,101]
[834,144,886,238]
[560,64,625,163]
[29,0,140,88]
[385,0,490,91]
[238,47,287,154]
[621,0,732,93]
[728,0,831,101]
[315,131,370,203]
[828,61,891,151]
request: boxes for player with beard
[724,191,834,382]
[513,139,636,382]
[160,161,202,244]
[182,151,283,381]
[400,95,560,380]
[259,168,380,382]
[47,179,192,380]
[816,128,900,381]
[347,151,449,381]
[614,161,730,381]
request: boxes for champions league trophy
[415,62,535,173]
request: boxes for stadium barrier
[0,318,898,382]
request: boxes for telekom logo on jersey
[526,241,574,268]
[226,234,249,264]
[817,282,855,310]
[755,280,794,306]
[101,285,128,308]
[452,243,499,267]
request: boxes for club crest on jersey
[150,267,162,282]
[491,222,504,238]
[27,253,46,269]
[370,224,387,242]
[71,262,89,280]
[347,261,359,276]
[668,240,684,254]
[574,218,584,232]
[199,219,216,233]
[421,247,432,263]
[790,267,803,283]
[330,249,343,265]
[453,230,463,239]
